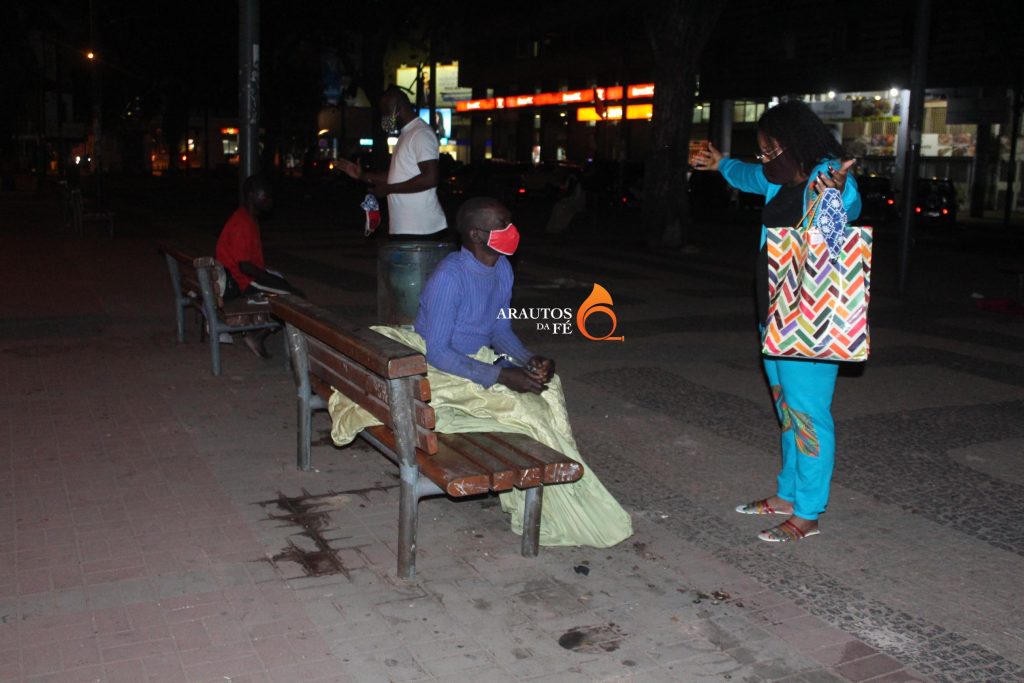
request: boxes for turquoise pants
[762,357,839,521]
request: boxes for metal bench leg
[297,389,312,471]
[285,324,313,470]
[521,485,543,557]
[398,464,420,579]
[197,268,222,376]
[281,328,291,371]
[175,299,188,343]
[387,377,421,579]
[164,256,186,343]
[208,323,222,376]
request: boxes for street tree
[643,0,726,247]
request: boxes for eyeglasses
[755,147,784,163]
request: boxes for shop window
[733,101,766,123]
[842,120,899,157]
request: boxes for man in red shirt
[215,175,297,358]
[217,175,270,297]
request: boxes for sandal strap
[761,520,805,542]
[779,519,806,539]
[741,499,775,514]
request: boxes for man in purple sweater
[415,198,554,393]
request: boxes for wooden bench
[160,241,286,376]
[69,187,114,237]
[269,294,585,579]
[1000,266,1024,303]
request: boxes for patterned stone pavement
[2,186,1022,681]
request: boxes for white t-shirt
[387,118,447,235]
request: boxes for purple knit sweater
[414,249,533,387]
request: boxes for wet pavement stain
[257,486,398,578]
[272,540,348,578]
[557,623,625,653]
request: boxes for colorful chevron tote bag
[762,188,872,362]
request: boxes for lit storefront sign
[627,84,655,98]
[576,104,653,121]
[456,83,655,113]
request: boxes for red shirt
[215,206,264,291]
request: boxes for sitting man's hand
[526,356,555,384]
[497,367,546,394]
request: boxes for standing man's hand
[692,143,724,172]
[337,159,362,181]
[497,367,545,394]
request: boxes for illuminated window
[733,101,767,123]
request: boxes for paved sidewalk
[2,186,1021,682]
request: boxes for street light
[86,51,95,60]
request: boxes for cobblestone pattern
[575,365,1024,682]
[869,311,1024,353]
[578,366,1024,556]
[870,345,1024,388]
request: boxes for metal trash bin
[377,241,456,325]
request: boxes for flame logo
[577,283,624,341]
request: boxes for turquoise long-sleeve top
[718,157,862,246]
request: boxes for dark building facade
[454,0,1024,215]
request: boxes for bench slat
[436,434,519,491]
[306,337,436,429]
[220,298,274,326]
[365,426,491,496]
[481,432,584,485]
[161,244,202,294]
[161,242,198,266]
[445,433,547,489]
[271,295,427,378]
[308,375,439,455]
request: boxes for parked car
[914,177,957,224]
[855,174,898,223]
[582,160,645,209]
[583,160,733,215]
[439,160,528,206]
[521,161,582,197]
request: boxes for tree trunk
[643,0,726,247]
[361,27,390,170]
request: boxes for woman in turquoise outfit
[694,101,861,543]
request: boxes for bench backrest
[160,242,225,308]
[270,294,439,456]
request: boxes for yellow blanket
[328,326,633,548]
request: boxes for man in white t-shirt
[339,87,448,239]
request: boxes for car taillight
[518,188,526,194]
[915,207,922,213]
[886,199,894,205]
[621,196,628,204]
[941,208,948,215]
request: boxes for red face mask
[486,223,520,255]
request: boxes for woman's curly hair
[758,100,847,175]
